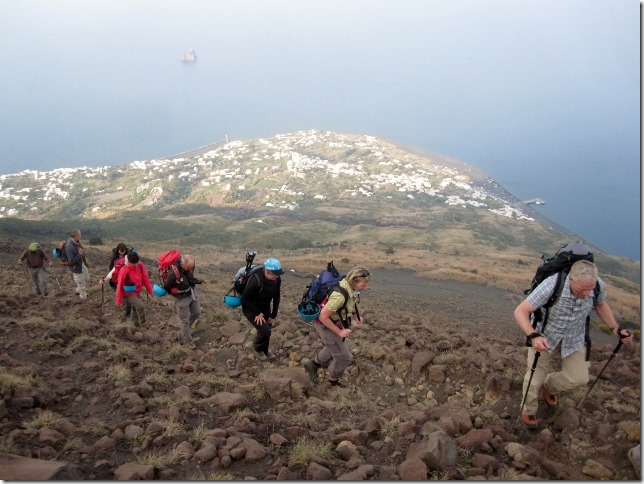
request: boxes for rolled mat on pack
[123,285,136,293]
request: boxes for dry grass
[147,395,174,409]
[62,437,85,453]
[137,444,187,467]
[152,417,185,437]
[185,470,236,480]
[79,421,110,438]
[328,421,353,433]
[434,351,463,366]
[0,442,19,454]
[378,415,400,438]
[0,369,41,392]
[288,437,333,467]
[190,421,208,445]
[26,410,61,429]
[292,411,321,431]
[103,363,132,385]
[144,370,171,386]
[69,334,111,351]
[126,429,152,449]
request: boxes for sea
[0,1,639,260]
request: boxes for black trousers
[244,309,272,353]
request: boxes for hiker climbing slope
[115,251,153,327]
[65,229,90,302]
[99,243,133,321]
[305,265,370,387]
[242,258,283,361]
[514,260,633,430]
[18,242,52,296]
[161,253,202,345]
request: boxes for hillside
[0,131,639,317]
[0,241,640,480]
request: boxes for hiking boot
[521,413,539,430]
[265,351,277,361]
[329,379,348,388]
[256,351,268,361]
[304,361,319,383]
[542,384,559,408]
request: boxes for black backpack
[525,241,599,359]
[232,251,264,296]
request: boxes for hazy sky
[0,0,640,258]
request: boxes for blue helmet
[264,258,284,275]
[153,283,167,297]
[298,301,320,322]
[224,294,242,308]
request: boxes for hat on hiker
[264,258,284,275]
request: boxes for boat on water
[180,49,197,63]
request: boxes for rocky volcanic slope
[0,245,640,480]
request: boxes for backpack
[158,250,182,285]
[111,257,126,283]
[230,251,263,296]
[301,261,352,322]
[525,241,599,359]
[51,240,69,266]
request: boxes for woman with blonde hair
[304,265,370,387]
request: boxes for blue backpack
[304,261,347,307]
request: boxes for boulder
[398,457,428,480]
[406,430,458,470]
[0,452,69,480]
[306,461,333,480]
[113,462,154,480]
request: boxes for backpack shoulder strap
[544,270,567,308]
[528,270,566,346]
[329,285,350,317]
[253,270,263,293]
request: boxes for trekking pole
[44,267,62,289]
[516,351,540,426]
[576,330,631,410]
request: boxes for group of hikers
[18,232,633,430]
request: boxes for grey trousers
[314,323,353,380]
[176,289,201,342]
[28,266,48,295]
[125,294,146,325]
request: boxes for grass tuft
[26,410,61,429]
[288,437,333,467]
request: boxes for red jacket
[115,262,153,305]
